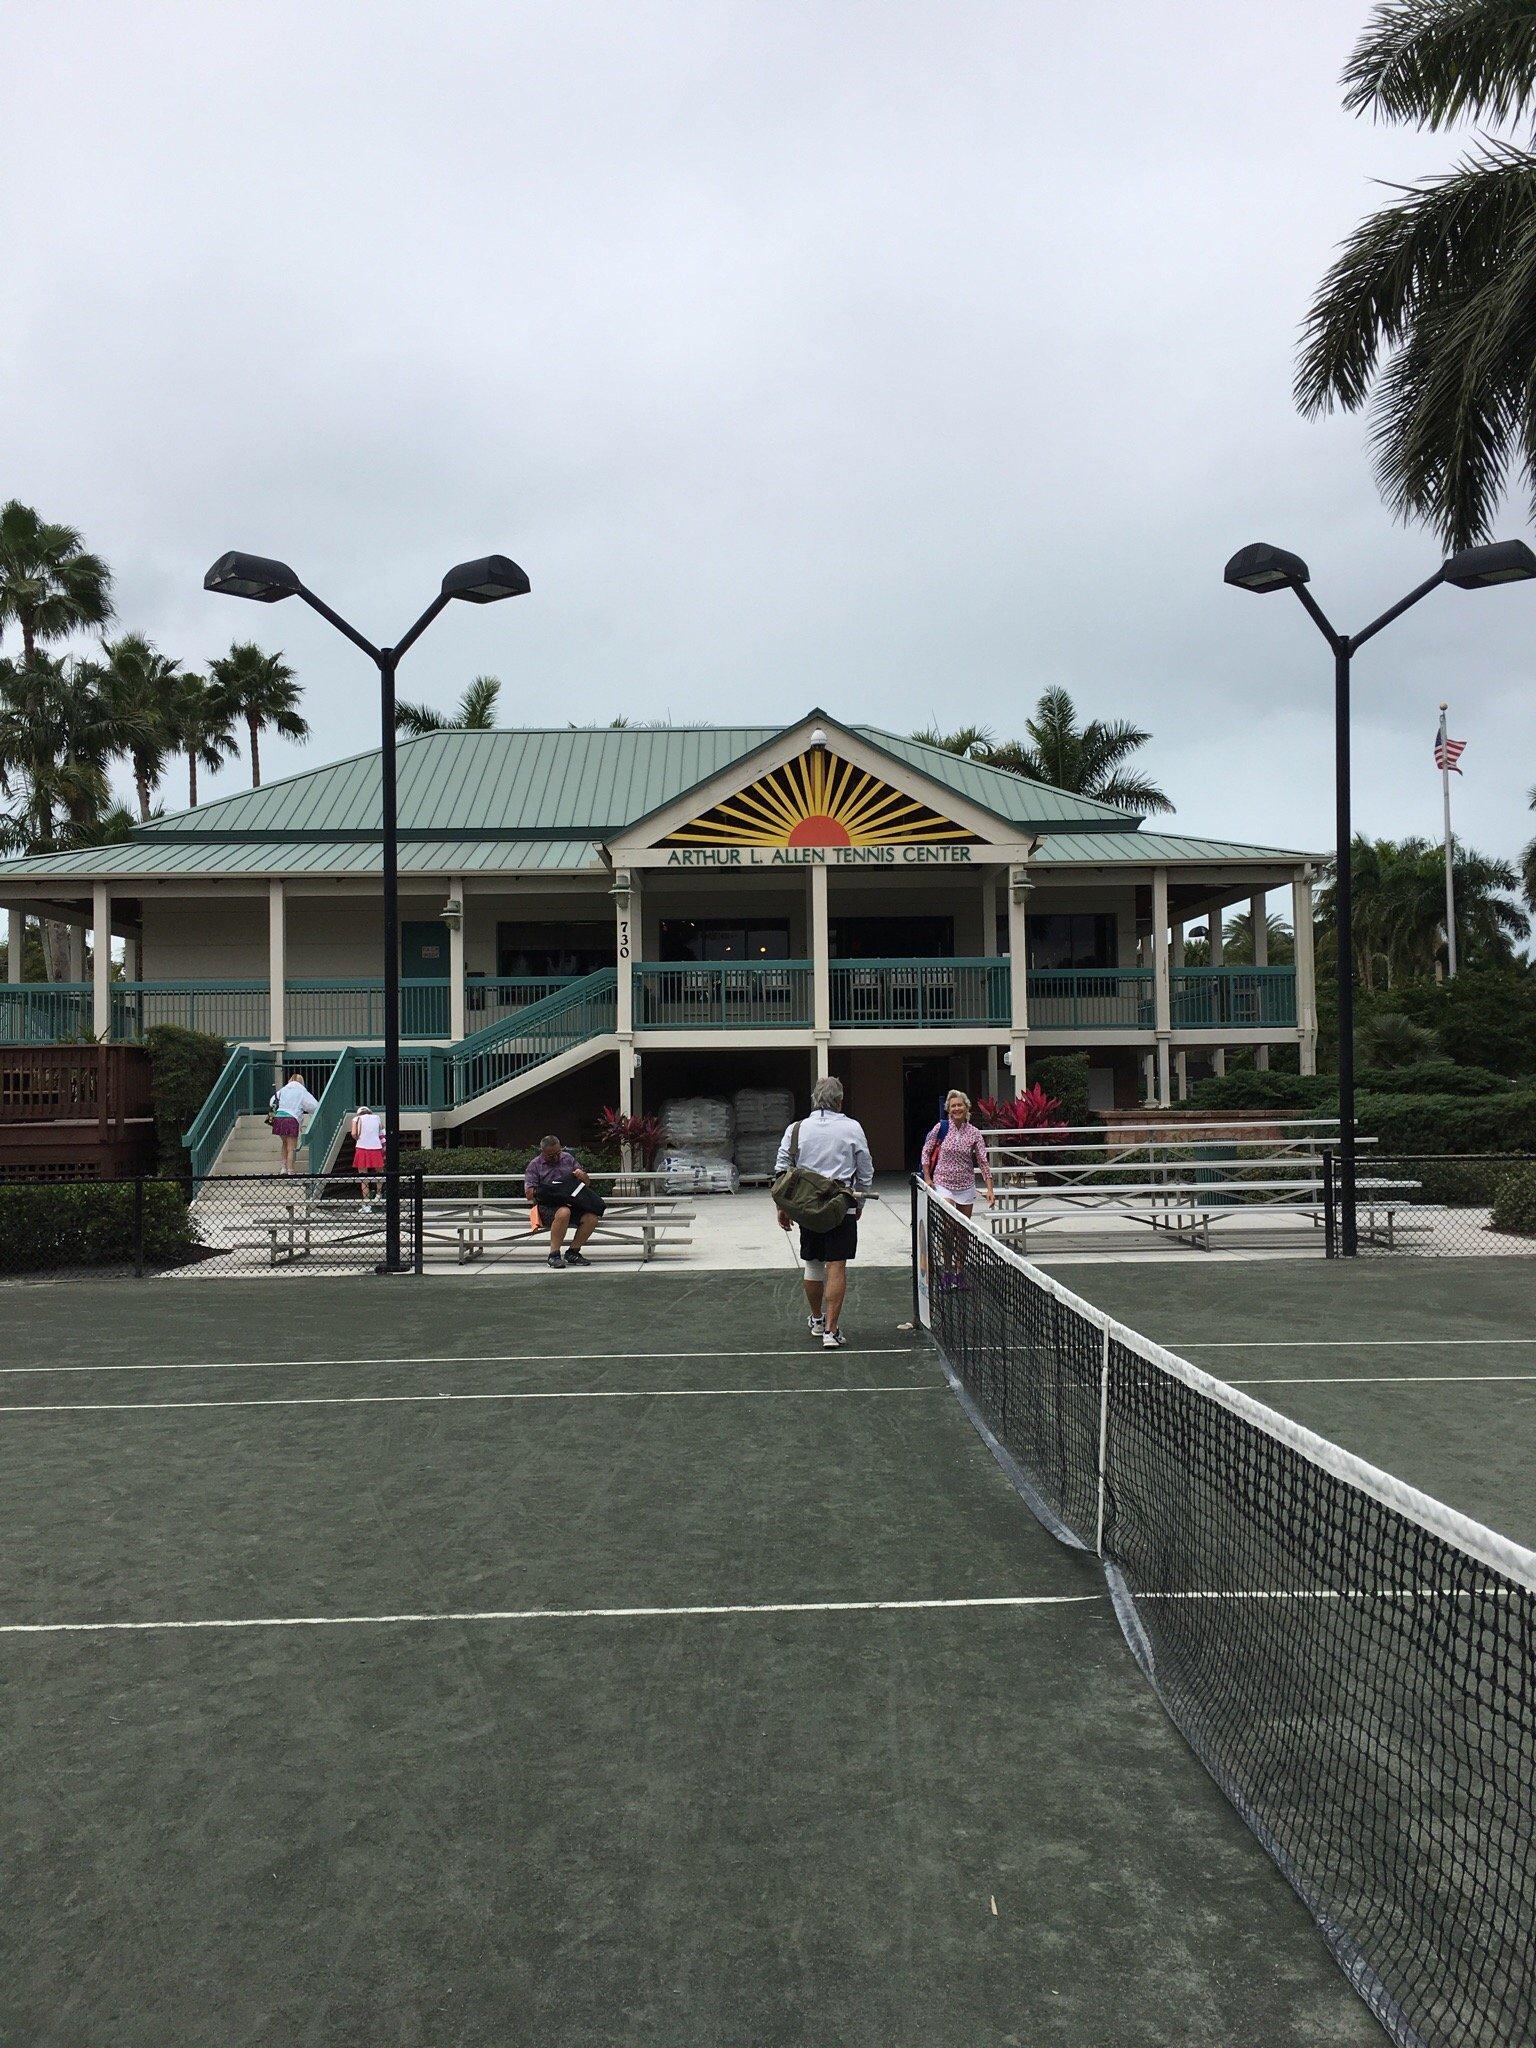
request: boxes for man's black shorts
[799,1211,859,1265]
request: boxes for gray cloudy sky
[5,0,1533,902]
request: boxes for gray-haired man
[774,1075,874,1349]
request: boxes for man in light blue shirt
[774,1075,874,1350]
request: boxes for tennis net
[916,1183,1536,2048]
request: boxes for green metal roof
[1034,831,1318,866]
[118,719,1144,843]
[0,714,1315,885]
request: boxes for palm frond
[458,674,501,728]
[394,700,448,736]
[1342,0,1536,131]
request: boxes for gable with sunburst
[661,748,980,848]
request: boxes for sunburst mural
[662,748,979,848]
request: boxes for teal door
[401,920,451,1037]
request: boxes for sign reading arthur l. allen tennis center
[662,843,975,866]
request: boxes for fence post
[909,1174,920,1325]
[1095,1323,1111,1559]
[133,1174,146,1278]
[1322,1147,1336,1260]
[412,1170,425,1276]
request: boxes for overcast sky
[5,0,1533,911]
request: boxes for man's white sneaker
[822,1329,846,1349]
[808,1315,826,1339]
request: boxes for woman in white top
[270,1072,320,1176]
[350,1105,385,1212]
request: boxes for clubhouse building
[0,711,1320,1169]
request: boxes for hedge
[0,1180,197,1273]
[1358,1090,1536,1155]
[145,1025,232,1179]
[1491,1165,1536,1237]
[1029,1053,1091,1128]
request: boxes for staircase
[206,1113,283,1176]
[186,971,620,1176]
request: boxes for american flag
[1434,726,1466,775]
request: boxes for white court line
[1232,1373,1536,1388]
[0,1592,1103,1637]
[0,1384,943,1418]
[1183,1337,1536,1349]
[0,1346,923,1380]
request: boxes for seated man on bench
[523,1133,606,1268]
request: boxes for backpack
[770,1121,854,1232]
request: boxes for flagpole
[1439,701,1458,978]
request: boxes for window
[1018,912,1118,969]
[496,922,615,978]
[830,916,954,959]
[659,918,792,962]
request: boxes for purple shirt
[525,1149,581,1199]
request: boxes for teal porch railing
[635,961,813,1029]
[183,1048,345,1177]
[111,980,270,1043]
[448,968,617,1107]
[0,983,94,1042]
[286,978,456,1041]
[1171,966,1297,1029]
[465,976,578,1023]
[830,958,1007,1028]
[1027,968,1155,1031]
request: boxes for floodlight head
[204,551,303,602]
[1442,539,1536,589]
[1223,543,1310,594]
[440,555,531,603]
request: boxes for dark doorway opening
[902,1055,951,1170]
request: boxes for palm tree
[395,673,501,736]
[0,500,114,661]
[208,642,307,788]
[1318,833,1524,985]
[915,689,1172,813]
[83,634,186,821]
[1296,1,1536,545]
[165,671,236,807]
[1523,786,1536,913]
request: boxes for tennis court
[0,1264,1410,2048]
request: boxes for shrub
[976,1084,1066,1131]
[1357,1011,1438,1068]
[145,1025,231,1179]
[1491,1165,1536,1237]
[0,1179,196,1273]
[1028,1053,1091,1127]
[1383,971,1536,1080]
[1355,1061,1509,1098]
[1186,1071,1337,1113]
[1357,1090,1536,1155]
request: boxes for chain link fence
[1326,1153,1536,1258]
[0,1171,426,1279]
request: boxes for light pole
[1223,537,1536,1255]
[204,550,530,1270]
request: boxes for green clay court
[3,1258,1533,2046]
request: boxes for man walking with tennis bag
[772,1074,874,1349]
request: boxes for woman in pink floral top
[923,1091,995,1286]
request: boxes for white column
[810,862,830,1077]
[1151,866,1171,1107]
[268,879,286,1049]
[1006,864,1030,1093]
[4,906,24,983]
[449,876,467,1043]
[615,868,638,1116]
[1250,889,1269,1071]
[1292,869,1318,1076]
[91,883,111,1040]
[1209,906,1226,1077]
[981,869,1000,1099]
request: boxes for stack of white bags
[732,1086,797,1182]
[657,1096,739,1193]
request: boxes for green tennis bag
[770,1121,854,1232]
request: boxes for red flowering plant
[597,1107,664,1170]
[975,1085,1071,1183]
